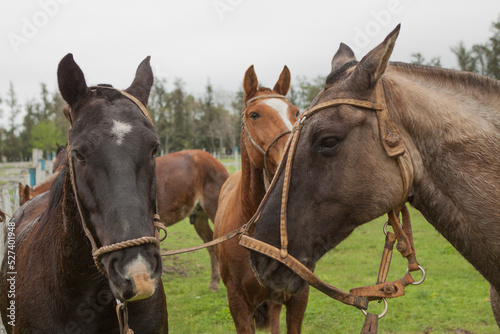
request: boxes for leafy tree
[148,77,171,153]
[410,53,442,67]
[451,16,500,79]
[30,120,63,153]
[289,75,325,110]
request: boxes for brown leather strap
[377,232,396,284]
[279,122,303,259]
[350,273,414,301]
[116,302,134,334]
[161,224,249,256]
[244,94,289,106]
[240,234,369,309]
[89,86,154,126]
[360,313,378,334]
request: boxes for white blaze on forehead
[262,99,293,130]
[111,120,132,145]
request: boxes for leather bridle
[239,81,424,331]
[241,94,293,188]
[64,86,166,334]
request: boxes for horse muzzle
[103,247,162,302]
[249,250,309,295]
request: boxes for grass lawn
[161,208,497,333]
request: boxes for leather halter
[239,81,420,313]
[65,86,166,277]
[241,94,293,188]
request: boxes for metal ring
[383,221,389,235]
[361,298,388,319]
[406,265,426,285]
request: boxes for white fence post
[234,149,239,172]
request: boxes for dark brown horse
[249,25,500,328]
[214,65,309,333]
[156,149,229,291]
[0,54,168,333]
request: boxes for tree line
[0,75,325,162]
[1,16,498,162]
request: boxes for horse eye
[152,144,160,158]
[72,151,85,163]
[249,112,260,120]
[320,137,339,149]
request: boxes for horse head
[57,54,162,302]
[241,65,299,184]
[249,26,408,294]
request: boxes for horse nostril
[151,252,163,278]
[106,256,121,279]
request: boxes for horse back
[155,150,229,224]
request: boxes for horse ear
[273,65,291,96]
[57,53,89,108]
[19,183,30,204]
[243,65,258,101]
[124,56,154,107]
[331,43,356,74]
[350,24,400,89]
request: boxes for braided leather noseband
[239,82,424,331]
[65,86,166,277]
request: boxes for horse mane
[388,62,500,104]
[326,60,358,85]
[39,165,68,227]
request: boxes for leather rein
[238,82,425,331]
[64,86,167,334]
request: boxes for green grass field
[161,208,498,333]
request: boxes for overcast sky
[1,0,499,125]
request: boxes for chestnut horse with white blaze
[249,25,500,329]
[214,65,309,333]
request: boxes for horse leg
[268,302,283,334]
[285,286,309,334]
[192,208,220,291]
[226,283,255,334]
[490,284,500,328]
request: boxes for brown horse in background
[156,149,229,291]
[249,25,500,329]
[214,65,309,333]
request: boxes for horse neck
[54,173,100,282]
[384,67,500,285]
[239,131,267,220]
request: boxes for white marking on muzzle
[262,99,293,130]
[126,254,156,301]
[111,120,132,145]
